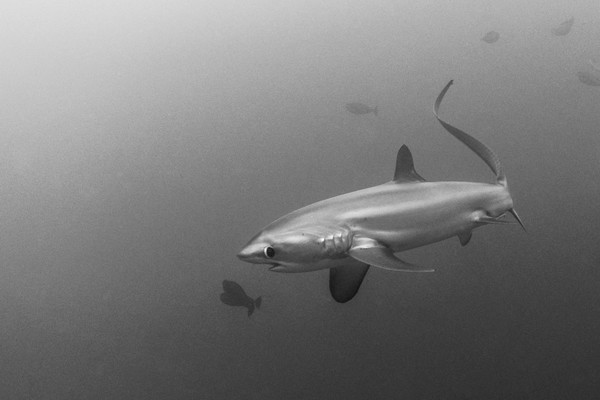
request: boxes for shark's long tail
[433,80,526,231]
[433,80,506,187]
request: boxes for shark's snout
[236,246,254,261]
[237,241,268,264]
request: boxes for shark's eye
[263,246,275,258]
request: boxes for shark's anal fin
[348,238,434,272]
[329,264,370,303]
[458,232,472,246]
[393,145,426,183]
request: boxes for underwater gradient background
[1,0,599,398]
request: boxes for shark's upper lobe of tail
[433,80,506,186]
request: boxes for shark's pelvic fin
[393,145,426,183]
[458,232,472,246]
[349,238,434,272]
[329,264,370,303]
[433,80,507,186]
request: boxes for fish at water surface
[238,81,525,303]
[345,102,378,116]
[220,280,262,317]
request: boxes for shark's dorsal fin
[433,80,507,186]
[329,264,370,303]
[393,145,426,183]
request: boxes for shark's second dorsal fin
[393,145,426,183]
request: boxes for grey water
[1,0,599,398]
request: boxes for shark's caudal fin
[433,80,507,186]
[434,80,526,231]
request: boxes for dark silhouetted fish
[551,17,574,36]
[481,31,499,44]
[576,71,600,86]
[345,102,378,116]
[220,280,262,317]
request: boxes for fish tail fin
[255,296,262,309]
[373,106,378,116]
[247,303,255,317]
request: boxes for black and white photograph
[1,1,599,398]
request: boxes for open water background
[1,1,599,398]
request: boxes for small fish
[220,280,262,317]
[481,31,499,44]
[551,17,574,36]
[345,103,378,116]
[576,71,600,86]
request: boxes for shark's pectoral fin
[458,231,472,246]
[348,238,434,272]
[329,264,370,303]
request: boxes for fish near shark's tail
[433,80,526,231]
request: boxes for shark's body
[238,81,524,303]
